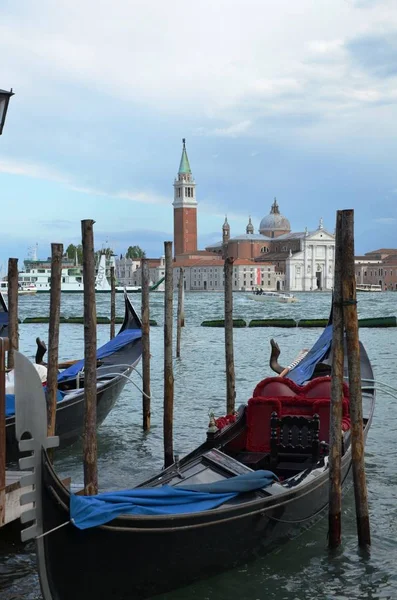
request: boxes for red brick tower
[173,139,197,258]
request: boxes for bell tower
[173,139,197,257]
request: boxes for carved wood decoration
[270,411,320,465]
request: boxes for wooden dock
[1,470,33,527]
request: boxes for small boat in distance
[356,283,382,292]
[250,289,297,303]
[0,281,37,295]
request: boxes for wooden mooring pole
[0,337,9,526]
[47,243,63,438]
[180,271,185,328]
[7,258,18,370]
[110,266,116,340]
[341,209,371,546]
[176,267,184,358]
[163,241,174,468]
[328,211,344,548]
[224,256,236,415]
[141,258,151,431]
[82,220,98,495]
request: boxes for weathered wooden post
[328,211,344,548]
[163,241,174,467]
[0,337,9,526]
[141,257,151,431]
[176,267,184,358]
[7,258,18,370]
[180,270,185,328]
[47,243,63,439]
[81,219,98,495]
[224,255,236,415]
[341,209,371,546]
[110,266,116,340]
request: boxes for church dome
[259,198,291,237]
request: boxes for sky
[1,0,397,271]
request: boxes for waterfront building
[206,201,335,291]
[115,256,165,289]
[116,140,337,292]
[355,249,397,291]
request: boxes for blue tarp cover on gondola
[287,325,332,385]
[70,470,278,529]
[58,329,142,383]
[6,389,64,417]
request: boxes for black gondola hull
[5,342,141,462]
[6,293,142,463]
[37,422,366,600]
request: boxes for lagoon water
[1,291,397,600]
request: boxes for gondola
[13,319,375,600]
[6,293,142,462]
[0,291,8,337]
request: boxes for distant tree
[126,245,145,259]
[66,243,83,265]
[96,247,114,258]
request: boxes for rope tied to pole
[333,299,358,307]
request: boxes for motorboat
[250,290,297,303]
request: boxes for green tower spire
[178,138,192,175]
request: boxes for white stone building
[283,221,335,291]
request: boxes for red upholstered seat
[304,376,350,399]
[312,398,350,443]
[280,397,316,417]
[253,377,300,398]
[246,397,281,452]
[246,377,351,452]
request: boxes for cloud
[0,158,170,207]
[0,158,68,184]
[195,120,252,138]
[40,219,76,229]
[346,32,397,78]
[374,217,397,224]
[307,40,344,54]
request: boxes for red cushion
[312,398,351,442]
[253,377,300,398]
[304,376,350,399]
[246,397,281,452]
[280,397,316,417]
